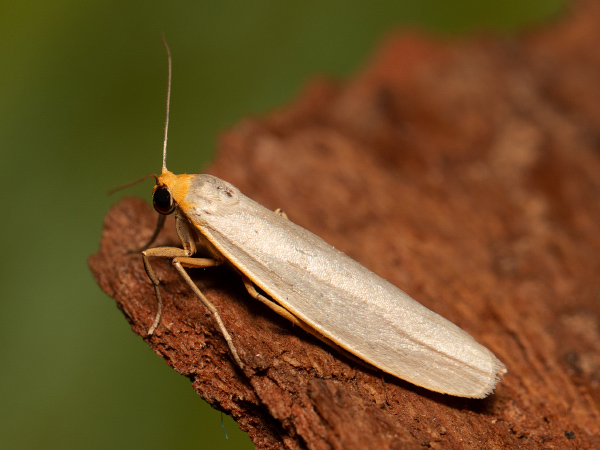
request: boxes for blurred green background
[1,1,565,449]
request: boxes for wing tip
[467,359,508,399]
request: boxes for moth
[139,38,506,399]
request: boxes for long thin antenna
[107,173,158,195]
[161,34,172,173]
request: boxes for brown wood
[90,2,600,448]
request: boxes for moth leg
[142,246,189,335]
[142,248,244,369]
[172,259,245,370]
[241,276,303,326]
[141,247,221,335]
[273,208,288,220]
[241,276,364,365]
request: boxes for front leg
[141,247,246,369]
[141,247,222,335]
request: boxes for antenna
[161,34,172,173]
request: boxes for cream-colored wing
[184,175,505,398]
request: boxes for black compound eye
[153,186,175,215]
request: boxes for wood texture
[90,2,600,448]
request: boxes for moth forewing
[156,173,506,398]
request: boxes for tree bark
[90,2,600,448]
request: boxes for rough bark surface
[90,2,600,448]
